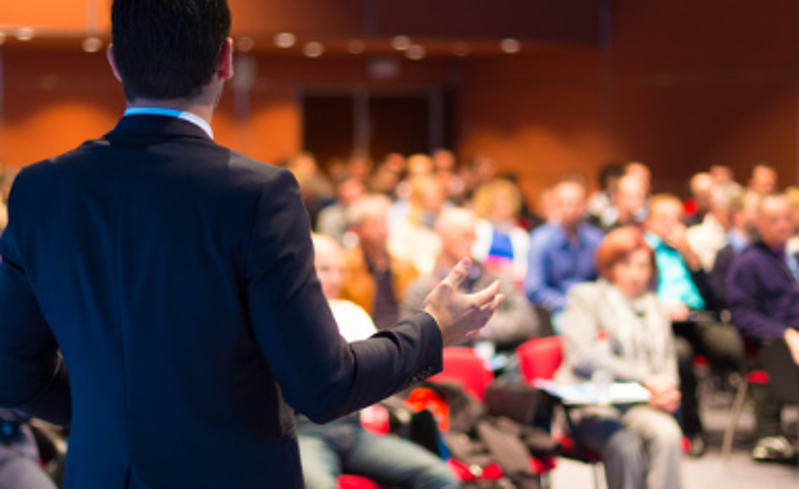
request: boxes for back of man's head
[111,0,231,101]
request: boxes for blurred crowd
[2,153,798,489]
[286,150,799,488]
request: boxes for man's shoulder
[580,222,605,242]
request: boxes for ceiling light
[238,36,255,52]
[391,35,411,51]
[82,37,103,53]
[16,27,35,42]
[274,32,296,49]
[304,42,324,58]
[500,38,521,54]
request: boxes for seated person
[590,174,648,233]
[340,195,418,331]
[0,409,56,489]
[727,192,799,462]
[556,227,684,489]
[525,178,604,329]
[472,178,530,285]
[298,234,459,489]
[709,191,761,305]
[644,194,742,455]
[402,208,538,353]
[388,175,446,275]
[315,178,365,246]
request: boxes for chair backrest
[429,347,493,401]
[516,336,564,383]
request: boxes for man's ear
[107,44,123,83]
[218,37,234,81]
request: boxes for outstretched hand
[422,258,504,347]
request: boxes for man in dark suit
[0,2,502,488]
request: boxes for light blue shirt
[124,107,214,139]
[645,233,705,310]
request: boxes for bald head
[690,172,714,213]
[615,175,647,221]
[436,208,477,266]
[312,233,343,300]
[757,193,793,248]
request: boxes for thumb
[442,258,472,290]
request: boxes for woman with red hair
[555,227,684,489]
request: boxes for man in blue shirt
[645,194,742,457]
[525,178,604,332]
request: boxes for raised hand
[422,258,504,347]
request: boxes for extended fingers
[441,258,472,290]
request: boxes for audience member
[0,167,18,233]
[298,234,459,489]
[432,149,464,201]
[684,172,714,227]
[591,174,648,233]
[644,194,743,455]
[586,163,624,224]
[388,175,446,275]
[710,165,744,202]
[472,179,530,283]
[316,179,365,246]
[287,152,335,227]
[709,191,761,305]
[525,179,603,329]
[625,162,652,195]
[686,185,741,272]
[402,208,537,352]
[557,227,684,489]
[0,409,57,489]
[784,186,799,257]
[369,154,405,199]
[748,164,778,194]
[340,195,419,331]
[727,193,799,462]
[346,154,374,184]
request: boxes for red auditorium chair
[430,347,556,486]
[516,337,603,489]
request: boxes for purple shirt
[727,241,799,339]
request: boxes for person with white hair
[402,208,538,352]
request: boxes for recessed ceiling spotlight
[274,32,296,49]
[452,42,469,57]
[406,44,426,61]
[238,36,255,52]
[16,27,35,42]
[391,35,411,51]
[82,37,103,53]
[304,42,324,58]
[347,39,366,55]
[500,38,521,54]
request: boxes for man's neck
[127,98,214,126]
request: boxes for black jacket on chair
[0,115,443,488]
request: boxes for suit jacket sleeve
[245,170,443,424]
[0,176,71,426]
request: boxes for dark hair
[111,0,231,101]
[597,163,623,189]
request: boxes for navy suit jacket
[0,115,443,488]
